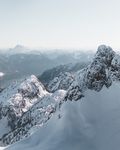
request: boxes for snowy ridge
[0,90,66,146]
[1,45,120,149]
[0,75,48,141]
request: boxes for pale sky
[0,0,120,50]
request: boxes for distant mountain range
[0,45,94,87]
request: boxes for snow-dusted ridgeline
[0,75,66,146]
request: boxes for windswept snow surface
[5,82,120,150]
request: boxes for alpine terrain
[0,45,120,150]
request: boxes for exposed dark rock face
[111,54,120,80]
[63,45,117,100]
[47,72,75,92]
[86,45,114,91]
[65,86,84,101]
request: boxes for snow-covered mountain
[8,45,30,54]
[0,75,47,139]
[1,45,120,150]
[0,75,66,146]
[47,45,116,100]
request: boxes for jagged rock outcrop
[0,90,66,146]
[0,75,48,140]
[0,75,66,146]
[110,54,120,80]
[50,45,117,101]
[65,85,84,101]
[85,45,114,91]
[47,72,75,92]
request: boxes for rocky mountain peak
[95,45,115,66]
[47,45,116,96]
[64,45,117,101]
[86,45,115,91]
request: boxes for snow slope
[5,82,120,150]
